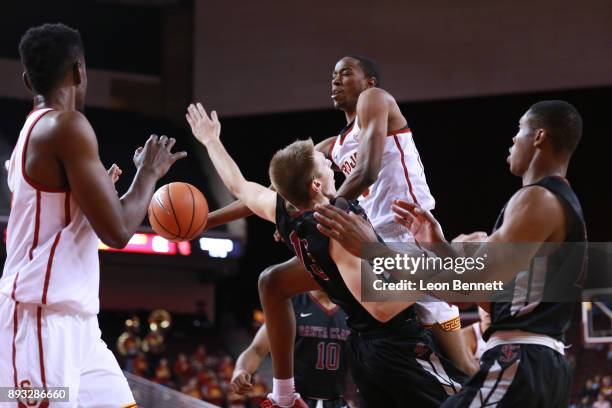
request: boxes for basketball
[148,182,208,242]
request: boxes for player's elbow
[367,304,394,323]
[99,227,132,249]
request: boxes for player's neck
[344,110,356,124]
[309,290,334,310]
[33,88,77,111]
[522,161,567,186]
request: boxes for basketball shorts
[346,329,467,408]
[0,295,136,408]
[376,223,461,329]
[441,344,571,407]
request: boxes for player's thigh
[78,337,135,408]
[259,257,320,298]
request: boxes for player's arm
[329,238,414,322]
[336,88,390,200]
[431,325,479,376]
[231,324,271,394]
[54,111,186,248]
[315,136,339,171]
[186,103,276,223]
[205,200,254,230]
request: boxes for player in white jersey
[0,23,185,408]
[323,56,475,375]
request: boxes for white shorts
[376,223,461,330]
[0,295,136,408]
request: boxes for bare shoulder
[507,185,562,215]
[48,110,97,147]
[358,87,394,105]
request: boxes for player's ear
[366,76,377,89]
[312,179,323,194]
[533,128,546,148]
[72,61,83,86]
[22,72,32,92]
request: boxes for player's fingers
[391,204,416,221]
[211,110,219,123]
[316,222,342,240]
[158,135,168,146]
[170,151,188,162]
[313,210,346,234]
[185,113,193,127]
[196,103,209,120]
[393,199,418,211]
[188,104,201,121]
[166,138,176,152]
[134,146,143,155]
[394,214,414,228]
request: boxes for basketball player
[313,100,586,407]
[0,23,186,408]
[186,103,467,408]
[201,56,476,406]
[461,307,490,362]
[231,290,351,408]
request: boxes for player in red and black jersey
[232,291,351,408]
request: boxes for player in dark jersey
[313,100,587,407]
[185,103,467,407]
[231,290,351,408]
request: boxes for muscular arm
[55,111,184,248]
[186,104,276,223]
[329,238,414,322]
[336,89,391,200]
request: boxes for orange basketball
[148,182,208,242]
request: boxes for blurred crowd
[122,342,270,407]
[571,374,612,408]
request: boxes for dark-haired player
[315,100,587,407]
[231,290,351,408]
[186,104,466,408]
[0,23,185,407]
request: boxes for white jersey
[0,108,100,315]
[471,322,488,359]
[330,118,435,235]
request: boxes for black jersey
[484,176,587,342]
[276,195,424,336]
[292,292,350,399]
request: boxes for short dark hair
[346,55,381,87]
[526,100,582,154]
[19,23,84,95]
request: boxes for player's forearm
[336,168,376,200]
[113,167,159,247]
[235,347,266,375]
[206,200,253,230]
[204,139,249,199]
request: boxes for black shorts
[347,331,468,408]
[441,344,571,407]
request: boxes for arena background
[0,1,611,407]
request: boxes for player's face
[508,112,537,176]
[331,57,369,112]
[314,151,336,198]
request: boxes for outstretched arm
[186,103,276,223]
[336,88,390,199]
[56,111,186,248]
[231,324,271,394]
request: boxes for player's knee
[258,264,287,298]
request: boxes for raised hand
[230,369,253,394]
[391,199,445,243]
[133,134,187,179]
[186,103,221,147]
